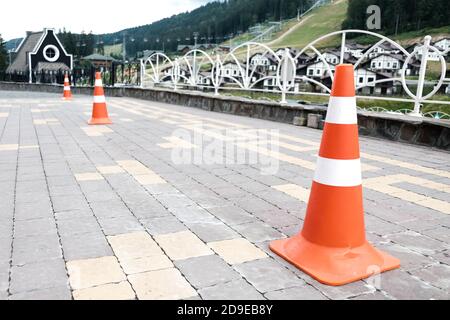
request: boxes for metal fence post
[280,48,289,104]
[411,35,432,116]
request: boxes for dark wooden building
[6,28,73,83]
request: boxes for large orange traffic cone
[270,64,400,286]
[62,73,72,100]
[89,72,112,125]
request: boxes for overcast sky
[1,0,211,40]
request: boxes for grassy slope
[269,0,348,49]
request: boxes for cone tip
[331,64,355,97]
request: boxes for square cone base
[88,117,112,125]
[270,234,400,286]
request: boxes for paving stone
[421,226,450,243]
[234,258,305,293]
[208,238,267,265]
[128,268,197,300]
[0,218,13,240]
[233,221,285,243]
[9,259,68,294]
[90,200,134,219]
[168,205,216,223]
[60,232,113,261]
[9,286,72,300]
[12,234,62,265]
[140,216,187,235]
[198,279,265,300]
[14,213,55,237]
[154,230,213,261]
[186,221,240,242]
[98,217,144,236]
[66,256,126,290]
[57,216,102,236]
[349,291,392,300]
[207,206,255,226]
[387,231,449,256]
[376,269,448,300]
[433,250,450,265]
[156,193,196,209]
[107,231,163,260]
[14,201,53,221]
[264,285,328,300]
[409,263,450,292]
[175,255,241,289]
[375,243,439,274]
[253,209,301,229]
[73,281,135,300]
[52,195,90,213]
[55,209,94,221]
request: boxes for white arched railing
[140,30,450,119]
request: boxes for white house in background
[306,60,336,78]
[344,43,367,58]
[367,53,414,75]
[249,53,277,72]
[197,72,212,86]
[367,43,401,58]
[411,44,442,62]
[434,38,450,53]
[316,51,340,65]
[354,67,377,89]
[221,61,242,78]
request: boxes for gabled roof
[82,53,116,61]
[6,31,43,73]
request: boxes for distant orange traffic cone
[89,72,112,125]
[62,73,72,100]
[270,64,400,286]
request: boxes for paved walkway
[0,91,449,300]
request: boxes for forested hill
[98,0,318,54]
[342,0,450,35]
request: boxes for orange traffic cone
[89,72,112,125]
[270,64,400,286]
[62,73,72,100]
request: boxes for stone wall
[1,81,449,151]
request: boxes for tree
[0,34,8,74]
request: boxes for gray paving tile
[60,232,113,261]
[234,258,305,293]
[377,269,448,300]
[14,218,57,239]
[233,221,285,243]
[186,221,240,242]
[8,285,72,300]
[9,259,68,295]
[98,216,144,236]
[198,279,265,300]
[264,285,328,300]
[12,234,62,265]
[140,216,187,235]
[207,206,255,226]
[175,255,241,289]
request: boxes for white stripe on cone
[314,156,362,187]
[64,86,70,91]
[93,95,106,103]
[95,79,103,87]
[325,97,358,125]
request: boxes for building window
[393,62,398,68]
[359,77,364,83]
[368,77,375,83]
[308,69,313,76]
[43,45,60,62]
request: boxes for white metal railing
[140,30,450,119]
